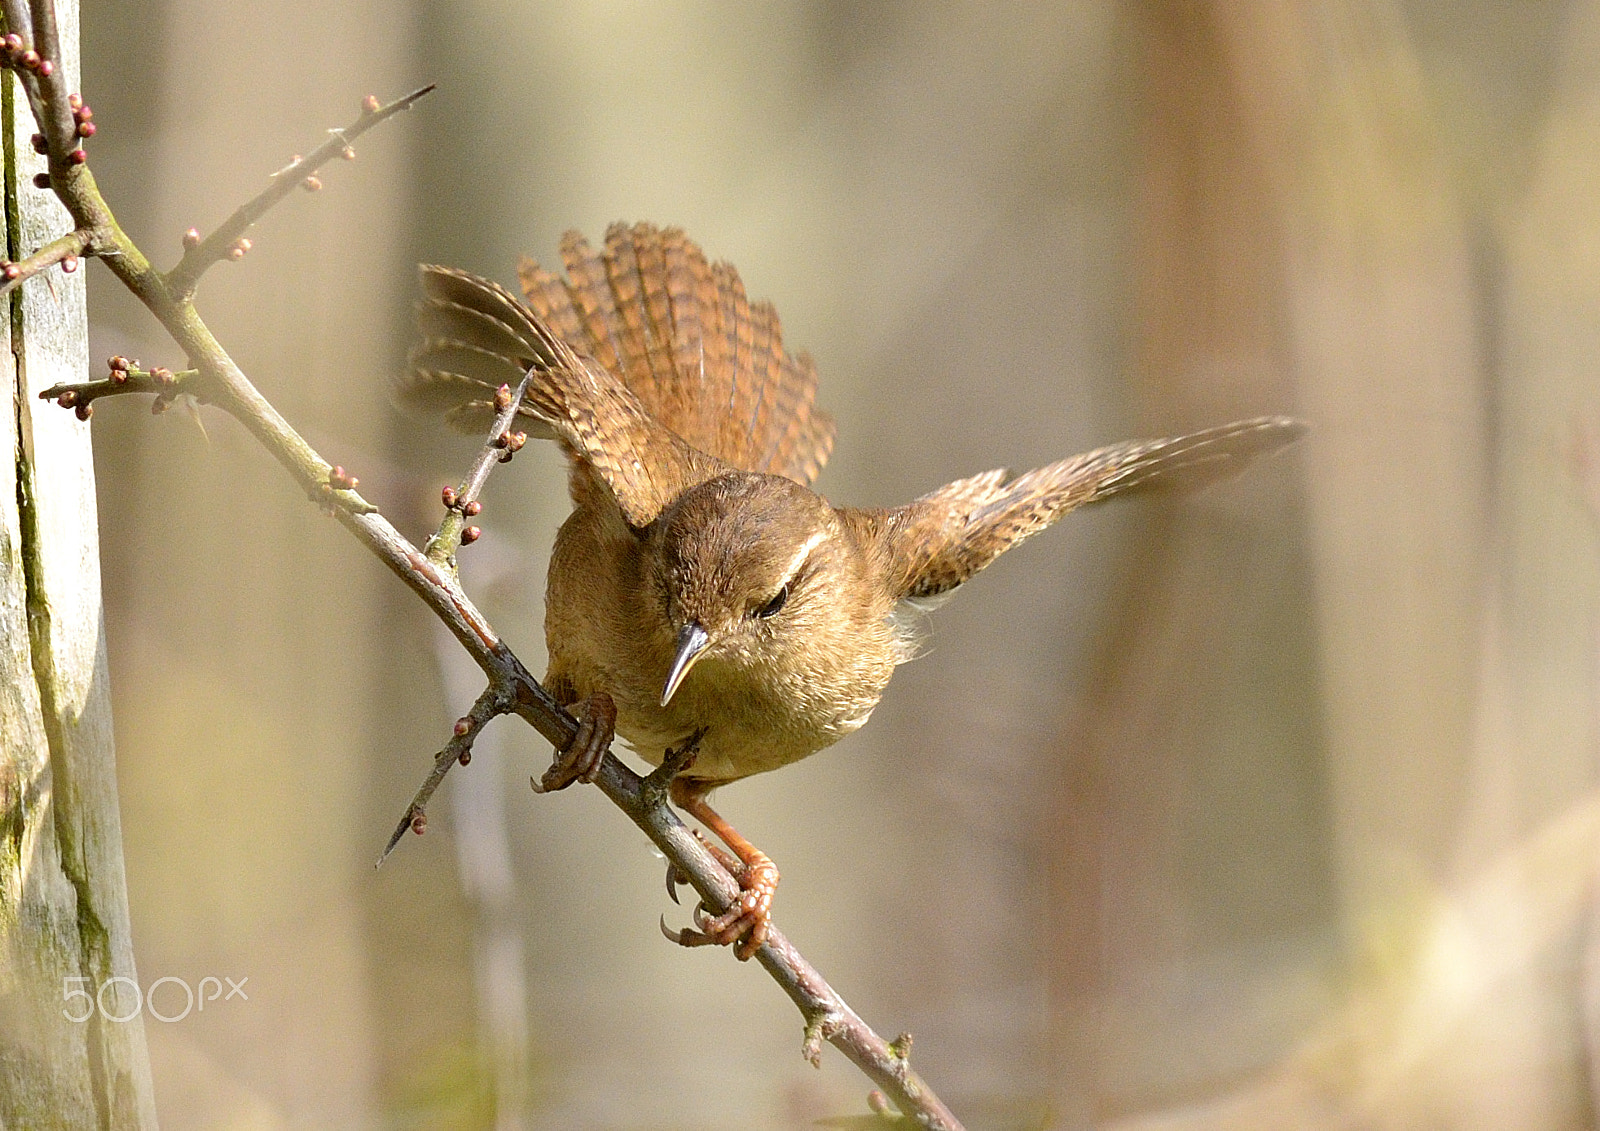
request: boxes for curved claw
[661,911,719,948]
[659,914,687,945]
[664,860,688,904]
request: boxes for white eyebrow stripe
[778,530,828,587]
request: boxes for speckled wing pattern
[401,264,719,529]
[515,222,836,486]
[864,416,1306,601]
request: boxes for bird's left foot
[533,691,616,792]
[662,850,779,960]
[663,789,780,961]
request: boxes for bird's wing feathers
[516,223,836,485]
[400,264,719,528]
[867,416,1305,601]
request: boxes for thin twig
[3,2,103,246]
[163,84,436,298]
[39,361,198,415]
[424,371,533,566]
[0,227,89,297]
[11,8,963,1125]
[23,0,72,141]
[378,684,511,865]
[378,371,533,854]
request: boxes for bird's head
[644,472,854,706]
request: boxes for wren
[402,221,1303,958]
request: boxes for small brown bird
[402,222,1302,958]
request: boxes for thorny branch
[40,358,197,419]
[424,372,533,566]
[379,683,511,863]
[0,226,88,297]
[9,3,962,1125]
[375,371,536,864]
[163,83,436,298]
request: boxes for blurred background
[74,0,1600,1127]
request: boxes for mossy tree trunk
[0,0,157,1123]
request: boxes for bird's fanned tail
[516,222,836,485]
[401,264,720,528]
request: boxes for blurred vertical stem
[0,0,158,1123]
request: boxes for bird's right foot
[532,691,616,792]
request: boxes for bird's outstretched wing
[400,264,721,528]
[859,416,1305,601]
[516,222,836,486]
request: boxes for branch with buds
[163,85,434,297]
[423,373,533,565]
[40,357,199,419]
[9,0,961,1124]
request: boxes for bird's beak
[661,622,710,706]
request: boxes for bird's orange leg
[532,691,616,793]
[667,779,779,960]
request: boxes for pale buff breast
[610,648,886,784]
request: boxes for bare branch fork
[8,0,962,1123]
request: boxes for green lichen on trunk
[0,5,157,1122]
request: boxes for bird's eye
[755,585,788,619]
